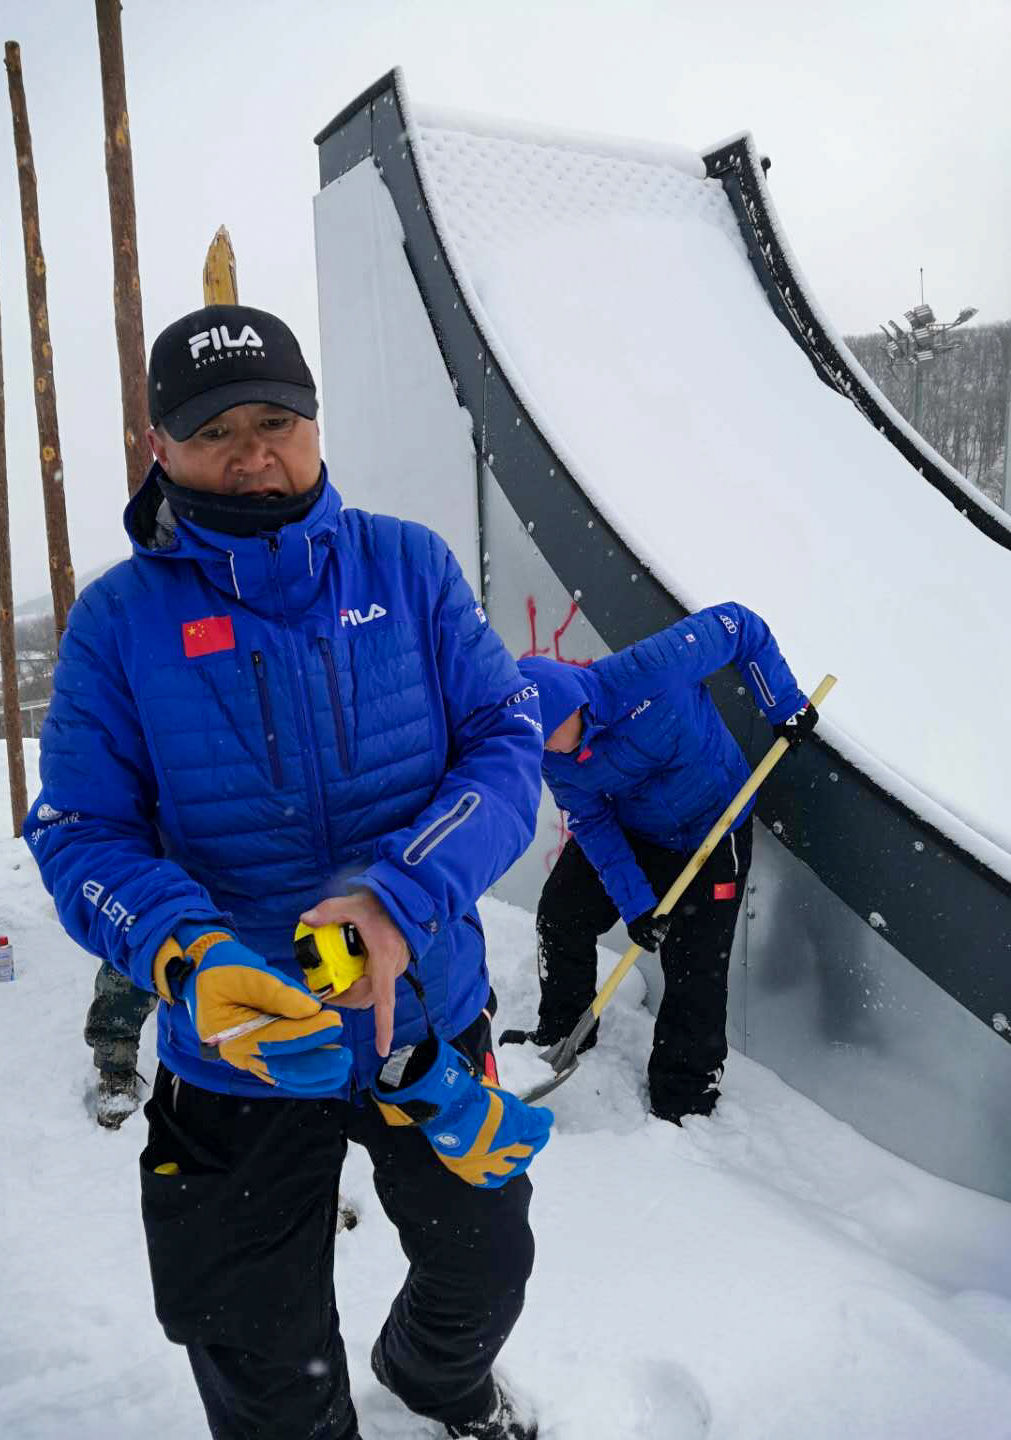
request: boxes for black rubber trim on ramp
[703,134,1011,553]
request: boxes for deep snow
[2,744,1011,1439]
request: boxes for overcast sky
[1,0,1009,602]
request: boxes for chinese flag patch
[182,615,235,658]
[713,881,737,901]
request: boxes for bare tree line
[0,613,56,737]
[846,322,1011,503]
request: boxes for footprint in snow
[632,1357,712,1438]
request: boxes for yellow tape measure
[294,921,367,996]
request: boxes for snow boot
[96,1068,142,1129]
[650,1064,723,1125]
[445,1378,537,1440]
[371,1341,536,1440]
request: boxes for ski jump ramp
[313,71,1011,1199]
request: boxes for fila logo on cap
[188,324,264,361]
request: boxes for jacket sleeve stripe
[403,791,482,867]
[748,660,777,708]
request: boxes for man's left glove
[372,1033,553,1187]
[154,923,352,1096]
[773,700,819,749]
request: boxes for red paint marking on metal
[519,596,593,872]
[520,596,592,667]
[519,596,550,660]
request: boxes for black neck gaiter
[156,468,326,538]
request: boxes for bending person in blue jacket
[503,607,816,1124]
[25,304,545,1440]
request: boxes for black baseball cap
[148,303,318,440]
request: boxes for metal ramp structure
[312,70,1011,1199]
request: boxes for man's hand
[627,909,672,953]
[773,700,819,749]
[157,924,350,1094]
[300,891,409,1057]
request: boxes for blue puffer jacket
[518,604,805,924]
[25,465,543,1097]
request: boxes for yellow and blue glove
[372,1033,553,1188]
[154,922,352,1096]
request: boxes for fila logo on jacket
[340,604,387,628]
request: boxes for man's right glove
[372,1033,553,1188]
[627,910,672,953]
[773,700,819,749]
[154,923,352,1097]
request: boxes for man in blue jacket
[502,608,816,1123]
[25,305,544,1440]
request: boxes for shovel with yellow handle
[520,673,838,1105]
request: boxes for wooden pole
[4,41,75,645]
[95,0,147,498]
[203,226,238,304]
[0,237,28,836]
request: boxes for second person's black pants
[536,818,752,1118]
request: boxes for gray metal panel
[312,159,481,592]
[482,367,671,649]
[743,823,1011,1201]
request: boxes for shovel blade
[521,1054,580,1104]
[517,1006,598,1103]
[538,1034,578,1071]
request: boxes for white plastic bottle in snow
[0,935,14,982]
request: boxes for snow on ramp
[412,116,1011,867]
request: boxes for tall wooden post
[0,239,28,836]
[203,226,238,304]
[4,42,75,644]
[95,0,147,498]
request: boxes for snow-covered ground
[412,115,1011,875]
[3,743,1011,1438]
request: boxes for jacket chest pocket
[141,651,290,825]
[252,651,283,787]
[321,621,433,776]
[317,637,351,774]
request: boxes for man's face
[147,403,321,497]
[544,709,584,754]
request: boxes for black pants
[140,1012,533,1440]
[537,819,752,1116]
